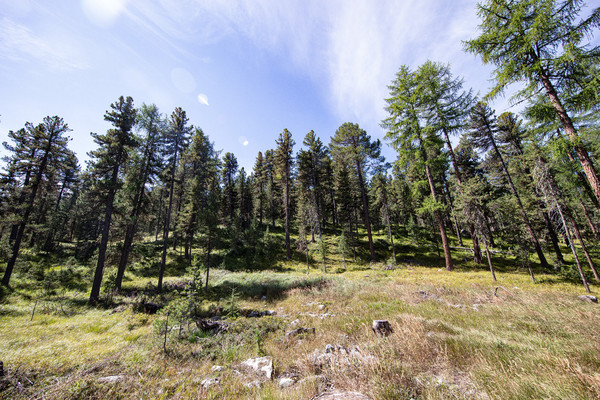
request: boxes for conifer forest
[1,1,600,399]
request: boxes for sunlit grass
[1,228,599,399]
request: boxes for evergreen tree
[467,102,549,268]
[371,170,397,265]
[252,151,266,226]
[465,0,600,205]
[330,122,382,262]
[221,152,238,226]
[383,66,454,270]
[115,104,165,290]
[88,96,137,303]
[180,128,218,263]
[275,129,295,260]
[1,117,72,287]
[158,107,192,293]
[297,130,328,237]
[417,61,483,263]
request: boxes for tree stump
[372,320,393,337]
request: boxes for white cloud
[197,93,209,106]
[0,17,88,70]
[81,0,128,27]
[119,1,491,133]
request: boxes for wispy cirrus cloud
[121,0,489,136]
[0,17,89,70]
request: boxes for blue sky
[1,0,515,172]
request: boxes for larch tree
[468,102,549,268]
[417,60,483,263]
[1,117,72,287]
[465,0,600,205]
[330,122,382,262]
[89,96,137,303]
[383,66,454,271]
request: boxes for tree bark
[158,158,178,293]
[485,127,548,268]
[90,148,122,303]
[441,127,482,263]
[424,162,453,271]
[538,69,600,206]
[356,161,375,261]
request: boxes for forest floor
[1,231,599,399]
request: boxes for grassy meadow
[1,227,599,399]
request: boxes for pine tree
[275,129,295,260]
[158,107,192,293]
[253,151,266,226]
[297,130,328,238]
[371,171,397,265]
[417,61,484,263]
[468,102,549,268]
[1,117,72,287]
[88,96,137,302]
[330,122,382,262]
[180,128,218,263]
[115,104,165,290]
[221,152,238,227]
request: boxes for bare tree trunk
[356,162,375,261]
[487,135,548,268]
[556,204,590,293]
[579,199,599,239]
[566,209,600,282]
[424,163,453,271]
[484,238,497,282]
[539,69,600,206]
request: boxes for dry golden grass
[1,264,599,399]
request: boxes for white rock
[579,295,598,303]
[211,365,223,372]
[244,380,262,388]
[240,356,273,380]
[98,375,124,383]
[278,377,295,388]
[200,377,220,389]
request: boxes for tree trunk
[384,205,397,265]
[284,175,291,260]
[158,160,178,293]
[484,238,497,282]
[488,136,548,268]
[541,207,564,264]
[2,145,52,286]
[356,162,375,261]
[556,203,590,293]
[566,208,600,282]
[424,162,453,271]
[442,127,482,262]
[579,200,599,239]
[90,161,120,303]
[539,69,600,206]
